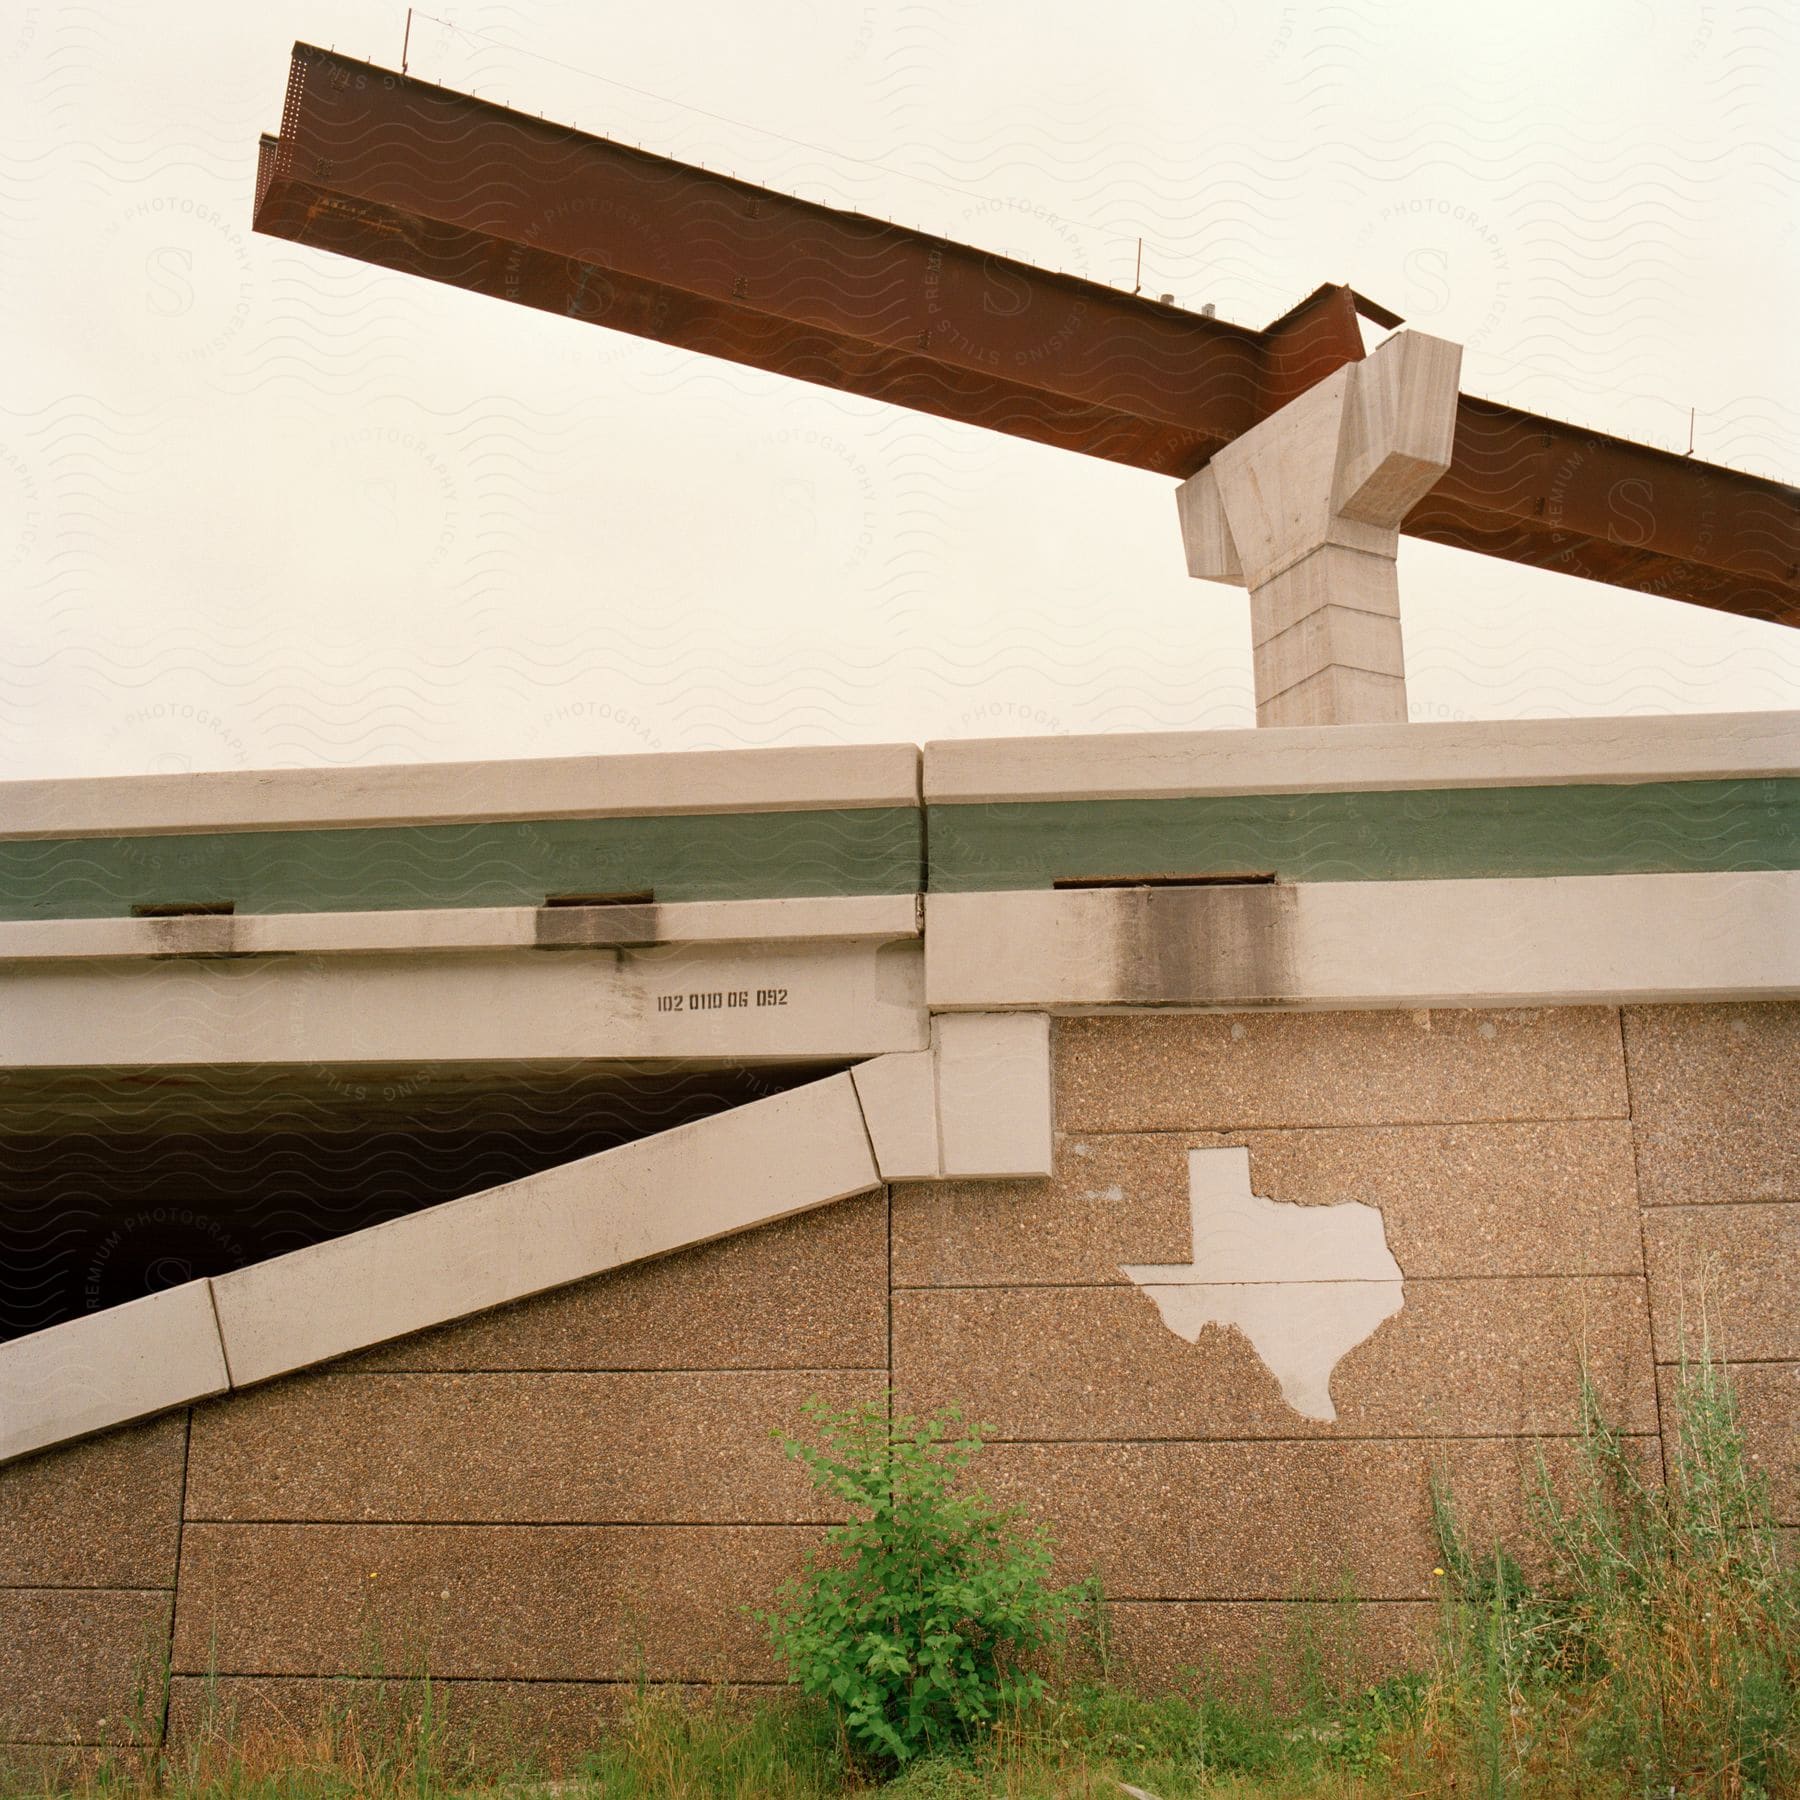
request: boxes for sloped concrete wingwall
[2,1004,1793,1759]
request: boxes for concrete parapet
[0,743,922,840]
[923,710,1800,803]
[209,1074,881,1388]
[0,1285,229,1465]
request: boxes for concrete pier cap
[1176,330,1464,727]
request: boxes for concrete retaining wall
[2,1001,1792,1760]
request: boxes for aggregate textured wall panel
[0,1415,189,1751]
[172,1523,807,1682]
[351,1192,888,1372]
[1641,1203,1800,1364]
[5,1000,1797,1761]
[892,1120,1643,1285]
[0,1415,187,1587]
[1055,1008,1628,1129]
[184,1368,881,1523]
[0,1589,173,1744]
[1105,1601,1436,1699]
[1624,1003,1799,1206]
[894,1277,1656,1441]
[1657,1362,1799,1526]
[164,1677,722,1762]
[975,1438,1639,1600]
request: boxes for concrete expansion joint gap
[846,1073,885,1183]
[203,1278,235,1388]
[913,744,928,897]
[1622,1000,1672,1506]
[165,1403,196,1757]
[885,1185,895,1414]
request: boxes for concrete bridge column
[1176,330,1463,726]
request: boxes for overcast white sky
[3,0,1796,778]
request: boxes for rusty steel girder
[255,44,1799,627]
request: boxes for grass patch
[4,1338,1792,1799]
[0,1677,1440,1800]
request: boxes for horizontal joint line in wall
[1108,1596,1438,1607]
[0,1582,175,1593]
[966,1431,1664,1448]
[887,1273,1648,1291]
[164,1669,792,1688]
[1640,1198,1798,1211]
[1057,1119,1633,1137]
[175,1520,825,1532]
[1103,1593,1445,1605]
[0,1736,163,1748]
[330,1365,895,1376]
[179,1517,847,1528]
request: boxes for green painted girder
[6,782,1791,919]
[0,809,924,921]
[925,780,1800,891]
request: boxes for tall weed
[1432,1333,1798,1797]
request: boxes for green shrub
[761,1399,1081,1768]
